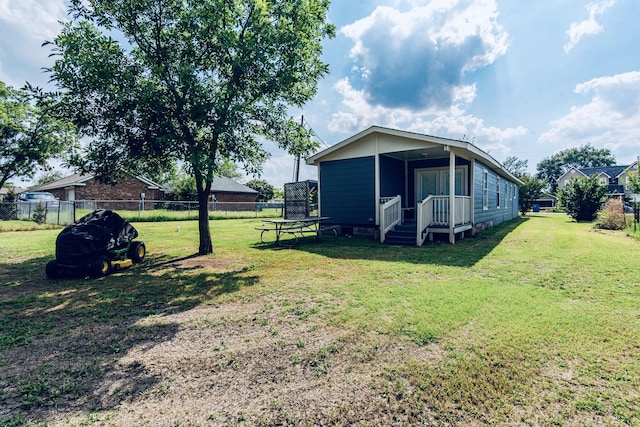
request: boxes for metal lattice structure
[284,181,310,219]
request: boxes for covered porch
[377,144,474,245]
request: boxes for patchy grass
[0,221,62,233]
[0,213,638,426]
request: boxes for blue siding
[319,157,375,226]
[473,160,520,229]
[380,155,404,200]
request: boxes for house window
[503,182,507,208]
[599,177,607,186]
[483,171,488,210]
[496,177,501,208]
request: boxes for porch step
[384,221,416,245]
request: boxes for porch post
[449,149,455,244]
[374,153,380,226]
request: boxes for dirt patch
[1,290,443,426]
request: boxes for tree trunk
[196,176,213,255]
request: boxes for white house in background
[557,161,639,200]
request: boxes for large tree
[536,144,616,192]
[502,156,528,179]
[46,0,334,254]
[1,81,76,189]
[245,178,274,202]
[518,174,545,216]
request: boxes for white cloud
[338,0,508,111]
[0,0,67,87]
[327,1,522,157]
[564,0,616,53]
[540,71,640,164]
[328,76,527,159]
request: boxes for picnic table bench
[256,217,337,246]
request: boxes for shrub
[596,199,627,230]
[31,203,47,224]
[559,176,607,222]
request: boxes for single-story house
[32,173,165,202]
[0,186,25,201]
[210,176,258,202]
[306,126,522,245]
[557,162,639,200]
[210,176,258,210]
[533,193,558,210]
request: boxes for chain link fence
[1,201,75,225]
[1,200,285,225]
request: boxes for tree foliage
[558,176,607,222]
[46,0,334,254]
[215,158,242,180]
[503,156,528,179]
[518,174,545,215]
[169,173,198,201]
[626,170,640,196]
[245,179,274,202]
[0,81,76,189]
[33,170,64,187]
[536,144,616,192]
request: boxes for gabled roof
[618,161,638,177]
[578,165,628,179]
[210,176,258,194]
[34,173,92,191]
[32,172,163,191]
[0,186,25,196]
[306,125,523,184]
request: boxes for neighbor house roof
[0,186,25,196]
[306,125,523,185]
[33,172,163,191]
[557,164,636,183]
[577,165,628,179]
[210,177,258,194]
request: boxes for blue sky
[2,0,639,188]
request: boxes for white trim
[414,165,469,201]
[374,152,380,226]
[482,170,489,210]
[449,151,455,244]
[306,126,522,185]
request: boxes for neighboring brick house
[557,162,639,199]
[33,173,165,204]
[210,176,258,210]
[0,186,25,201]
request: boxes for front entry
[416,167,467,201]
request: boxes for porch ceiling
[382,146,450,161]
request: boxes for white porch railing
[416,195,472,246]
[379,195,402,243]
[416,195,434,246]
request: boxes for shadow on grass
[255,217,530,268]
[0,254,258,425]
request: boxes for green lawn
[0,214,638,426]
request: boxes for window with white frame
[496,177,501,208]
[483,171,489,210]
[503,181,507,208]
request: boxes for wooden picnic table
[256,217,337,246]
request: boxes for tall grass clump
[596,199,627,230]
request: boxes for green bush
[559,176,607,222]
[596,199,627,230]
[31,203,47,225]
